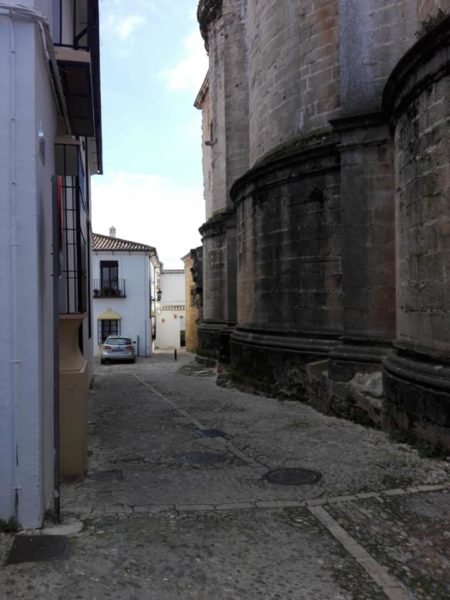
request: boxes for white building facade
[155,270,186,350]
[0,0,102,528]
[92,233,161,358]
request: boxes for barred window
[98,319,120,344]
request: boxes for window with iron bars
[55,143,88,314]
[98,319,121,344]
[52,0,90,49]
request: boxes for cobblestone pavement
[1,351,449,599]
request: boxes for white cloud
[115,15,146,40]
[163,30,208,93]
[100,0,154,43]
[91,171,205,268]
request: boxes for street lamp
[151,289,162,303]
[151,289,162,343]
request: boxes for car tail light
[125,345,133,351]
[103,344,112,350]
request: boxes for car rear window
[106,337,131,345]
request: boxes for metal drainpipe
[52,177,61,524]
[8,11,20,526]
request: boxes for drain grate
[7,535,70,564]
[265,468,323,486]
[179,451,231,466]
[88,469,123,482]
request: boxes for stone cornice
[230,132,339,207]
[197,0,223,50]
[199,208,236,239]
[383,15,450,129]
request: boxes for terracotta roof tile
[92,233,156,253]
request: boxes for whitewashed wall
[0,7,57,528]
[92,252,153,357]
[155,271,186,350]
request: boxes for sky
[91,0,208,268]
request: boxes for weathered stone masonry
[383,15,450,448]
[196,0,450,448]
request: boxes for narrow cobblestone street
[1,352,450,599]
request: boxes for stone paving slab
[1,352,449,599]
[1,509,387,600]
[325,491,450,600]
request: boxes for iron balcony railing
[93,279,126,299]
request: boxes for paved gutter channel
[1,354,449,599]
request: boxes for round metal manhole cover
[179,451,230,466]
[197,428,227,439]
[265,468,322,486]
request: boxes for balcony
[93,280,126,299]
[53,0,102,171]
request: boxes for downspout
[0,3,71,134]
[8,11,20,526]
[52,177,61,524]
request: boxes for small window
[98,319,120,344]
[100,261,119,293]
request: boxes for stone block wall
[247,0,340,165]
[233,140,341,337]
[383,16,450,448]
[417,0,450,21]
[196,0,248,357]
[339,0,416,115]
[206,10,227,214]
[223,0,249,192]
[196,0,450,447]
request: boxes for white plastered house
[155,269,186,350]
[0,0,102,528]
[92,231,161,357]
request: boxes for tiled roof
[92,233,156,253]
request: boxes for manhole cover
[197,428,227,439]
[179,451,230,466]
[7,535,69,564]
[265,468,322,486]
[88,469,123,482]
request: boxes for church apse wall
[195,0,450,449]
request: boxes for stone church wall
[383,14,450,448]
[196,0,450,449]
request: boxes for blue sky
[92,0,208,267]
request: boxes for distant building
[92,231,161,358]
[0,0,102,528]
[155,270,186,350]
[182,248,203,353]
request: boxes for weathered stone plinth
[384,350,450,450]
[329,342,392,382]
[59,314,88,478]
[231,329,337,399]
[198,320,235,363]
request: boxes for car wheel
[101,359,106,365]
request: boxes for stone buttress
[197,0,249,361]
[383,15,450,449]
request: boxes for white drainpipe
[7,10,20,523]
[0,3,71,133]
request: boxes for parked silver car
[101,336,136,364]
